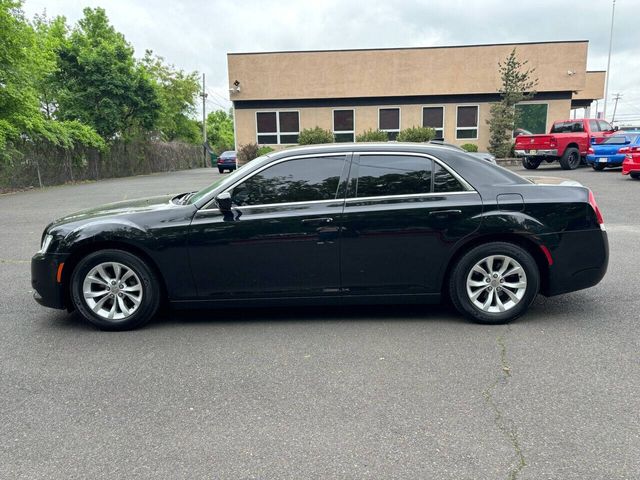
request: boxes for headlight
[39,234,53,253]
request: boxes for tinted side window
[355,155,432,198]
[589,120,600,132]
[433,164,464,192]
[231,156,345,206]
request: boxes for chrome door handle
[428,209,462,217]
[301,217,334,225]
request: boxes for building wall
[234,98,572,153]
[228,41,588,100]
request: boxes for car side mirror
[215,192,232,213]
[614,126,619,131]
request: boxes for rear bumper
[541,229,608,296]
[622,157,640,175]
[586,154,624,166]
[514,149,558,157]
[31,252,69,309]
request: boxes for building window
[456,106,478,139]
[379,108,400,140]
[422,106,444,139]
[333,109,355,142]
[256,111,300,144]
[514,104,548,135]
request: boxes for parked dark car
[217,150,237,173]
[32,143,608,330]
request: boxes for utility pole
[201,73,208,168]
[611,93,622,123]
[603,0,616,120]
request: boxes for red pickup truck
[514,119,616,170]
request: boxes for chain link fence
[1,139,204,192]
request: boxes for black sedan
[32,143,609,330]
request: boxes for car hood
[525,176,582,187]
[47,194,181,230]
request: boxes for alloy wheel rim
[82,262,143,321]
[466,255,527,313]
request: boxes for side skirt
[169,293,441,310]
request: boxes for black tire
[631,173,640,179]
[559,147,580,170]
[592,163,606,171]
[218,167,224,174]
[70,249,160,331]
[448,242,540,325]
[522,157,541,170]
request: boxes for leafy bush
[298,127,334,145]
[356,129,388,142]
[460,143,478,152]
[257,146,275,156]
[396,126,436,143]
[237,143,260,164]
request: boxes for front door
[339,153,483,296]
[188,154,350,299]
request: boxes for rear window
[602,135,638,145]
[221,151,236,158]
[550,121,584,133]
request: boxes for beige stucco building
[227,41,605,152]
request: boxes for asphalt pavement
[0,163,638,479]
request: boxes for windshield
[187,154,271,205]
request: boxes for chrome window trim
[202,150,476,210]
[202,152,349,210]
[345,191,477,203]
[355,151,475,193]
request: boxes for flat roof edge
[227,40,589,56]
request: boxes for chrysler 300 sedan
[32,143,609,330]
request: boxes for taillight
[588,190,604,228]
[549,136,557,148]
[588,147,594,155]
[618,147,629,154]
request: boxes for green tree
[0,1,103,157]
[206,109,234,152]
[487,49,538,158]
[54,7,160,138]
[140,50,200,143]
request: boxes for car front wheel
[70,249,160,331]
[449,242,540,324]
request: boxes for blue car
[587,134,640,170]
[216,150,237,173]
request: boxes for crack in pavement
[483,326,526,480]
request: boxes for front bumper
[31,252,69,309]
[514,149,558,158]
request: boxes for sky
[21,0,640,125]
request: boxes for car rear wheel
[592,163,606,171]
[559,147,580,170]
[218,167,224,174]
[70,249,160,331]
[522,157,541,170]
[630,173,640,179]
[449,242,540,324]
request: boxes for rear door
[339,152,483,297]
